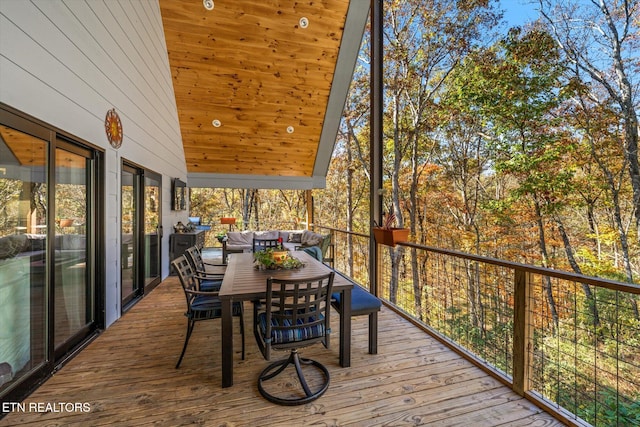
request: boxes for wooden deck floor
[2,276,566,426]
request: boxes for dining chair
[252,237,280,252]
[184,246,224,292]
[253,271,335,405]
[171,255,245,368]
[187,245,227,271]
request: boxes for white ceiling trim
[187,172,326,190]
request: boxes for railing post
[513,269,532,396]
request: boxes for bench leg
[368,312,378,354]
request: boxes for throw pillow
[226,231,254,246]
[301,230,323,247]
[254,230,279,240]
[288,232,302,243]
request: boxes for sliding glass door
[0,107,102,404]
[54,143,94,352]
[0,125,48,400]
[121,163,161,311]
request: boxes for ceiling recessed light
[212,119,221,127]
[299,17,309,29]
[203,0,214,11]
[287,126,294,134]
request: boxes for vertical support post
[513,269,532,396]
[370,0,384,296]
[305,189,313,230]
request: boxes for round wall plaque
[105,108,123,148]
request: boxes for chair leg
[293,351,314,397]
[176,319,195,368]
[257,349,330,406]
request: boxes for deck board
[1,276,566,426]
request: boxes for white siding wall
[0,0,187,327]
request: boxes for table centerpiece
[254,247,305,270]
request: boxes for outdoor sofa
[222,229,331,263]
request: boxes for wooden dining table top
[219,251,352,300]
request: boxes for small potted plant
[271,236,288,260]
[215,230,227,243]
[373,212,409,247]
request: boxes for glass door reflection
[144,173,161,289]
[54,145,93,350]
[121,165,138,307]
[0,126,48,397]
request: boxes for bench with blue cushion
[331,274,381,354]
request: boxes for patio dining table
[219,251,353,388]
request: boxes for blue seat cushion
[189,295,241,319]
[191,295,222,311]
[332,285,381,315]
[258,311,325,344]
[200,279,222,292]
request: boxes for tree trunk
[242,189,257,230]
[410,130,423,318]
[554,215,600,329]
[388,94,404,304]
[388,246,400,305]
[585,201,601,258]
[534,199,559,329]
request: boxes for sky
[500,0,540,27]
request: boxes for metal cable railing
[315,225,640,427]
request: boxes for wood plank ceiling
[159,0,366,189]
